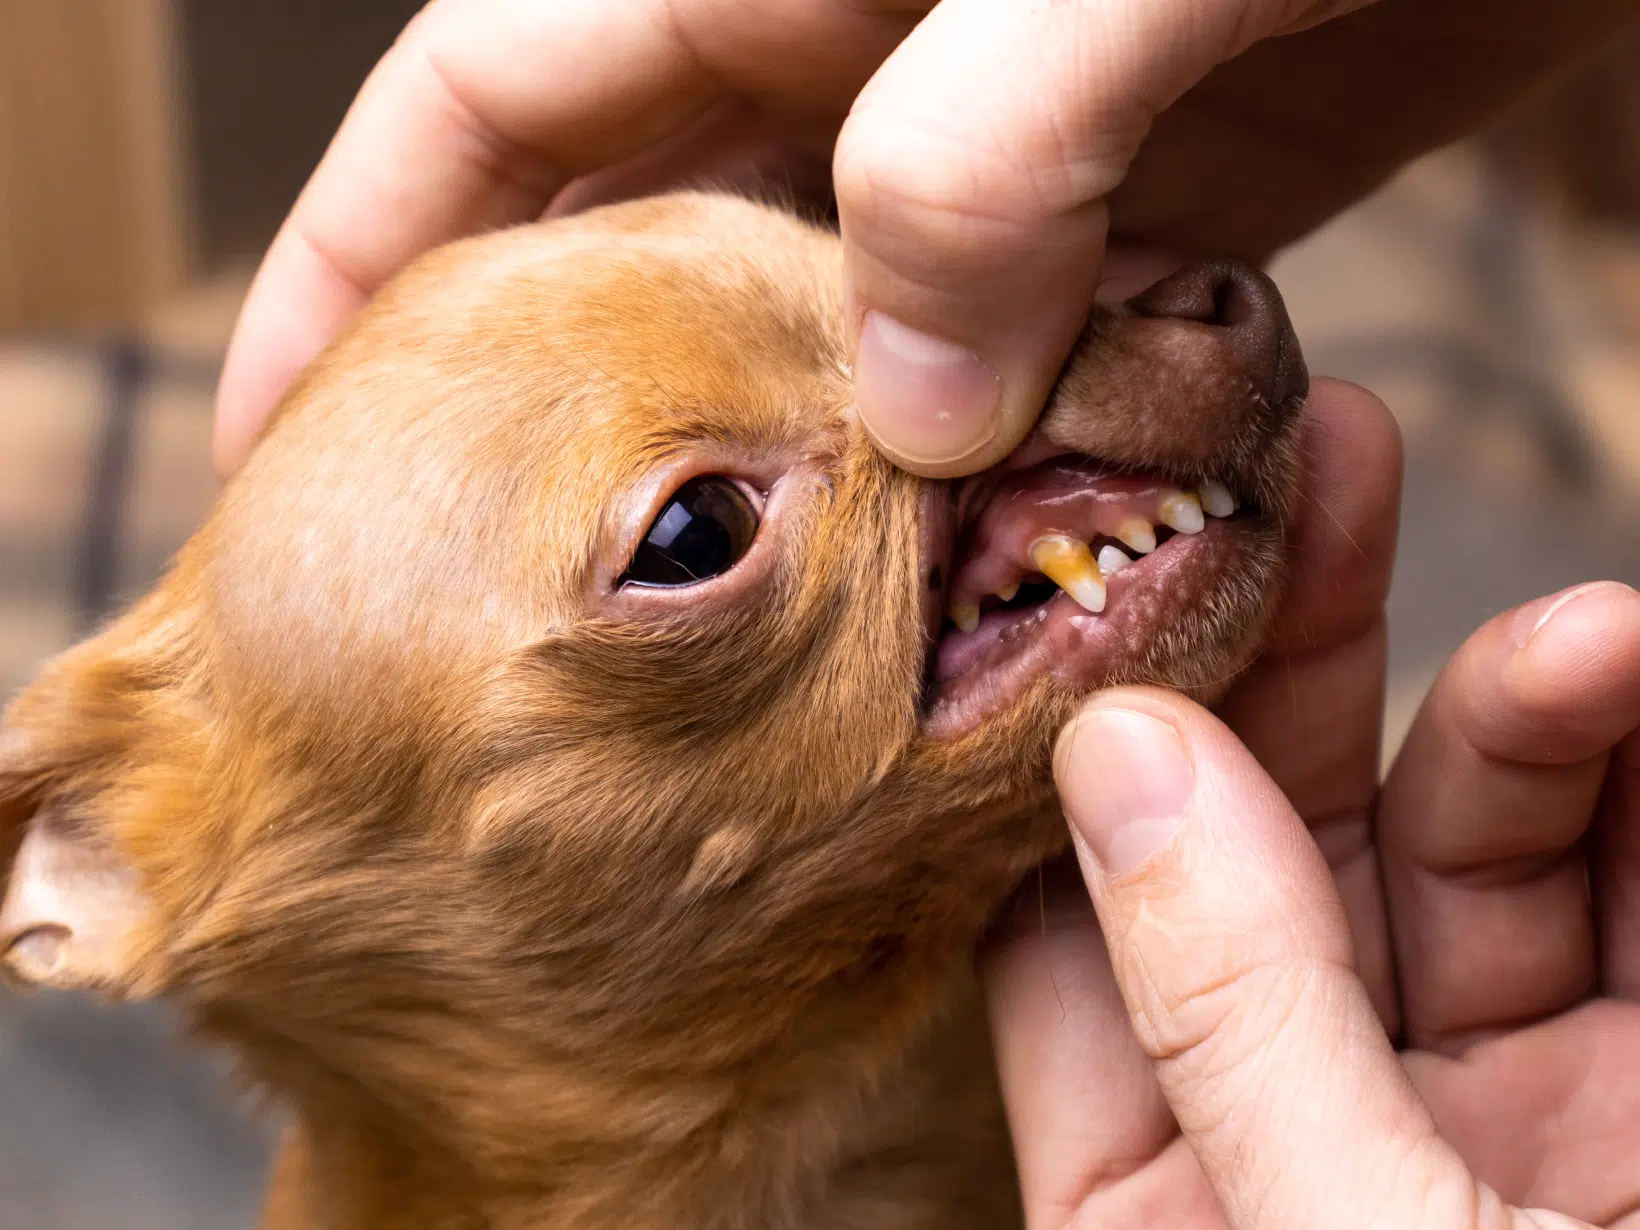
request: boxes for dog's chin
[915,439,1287,743]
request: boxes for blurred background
[2,4,1639,1227]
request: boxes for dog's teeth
[1158,490,1205,535]
[949,601,980,634]
[1198,480,1236,518]
[1096,544,1131,576]
[1115,517,1157,555]
[1028,536,1106,615]
[995,581,1019,602]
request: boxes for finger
[982,857,1227,1229]
[1107,0,1640,260]
[1056,688,1490,1230]
[1406,1001,1640,1220]
[838,0,1368,478]
[214,0,915,475]
[1213,379,1403,1025]
[543,102,836,221]
[1379,582,1640,1047]
[1597,726,1640,998]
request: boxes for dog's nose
[1129,260,1307,410]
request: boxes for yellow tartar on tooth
[1158,491,1205,534]
[1028,535,1107,615]
[1116,516,1157,555]
[949,601,980,634]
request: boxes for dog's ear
[0,788,149,992]
[0,595,207,998]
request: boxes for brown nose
[1128,260,1308,411]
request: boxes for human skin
[992,563,1640,1225]
[211,0,1640,479]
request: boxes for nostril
[1206,268,1259,331]
[1129,260,1270,329]
[1128,259,1307,410]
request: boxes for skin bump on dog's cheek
[678,825,765,898]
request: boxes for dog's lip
[916,447,1267,740]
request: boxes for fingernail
[1054,707,1193,876]
[1511,581,1630,649]
[855,311,1000,466]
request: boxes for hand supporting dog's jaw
[0,191,1307,1230]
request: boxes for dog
[0,191,1306,1230]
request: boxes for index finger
[211,0,915,475]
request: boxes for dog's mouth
[917,445,1276,740]
[908,259,1313,741]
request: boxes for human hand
[212,0,1639,480]
[986,571,1640,1218]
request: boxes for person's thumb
[1052,688,1547,1230]
[837,0,1369,478]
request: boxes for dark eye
[620,476,760,588]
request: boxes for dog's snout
[1130,260,1307,410]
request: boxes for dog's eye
[621,476,760,587]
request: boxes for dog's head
[0,193,1304,1164]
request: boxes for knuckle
[1125,949,1314,1092]
[835,85,1123,243]
[835,110,1047,252]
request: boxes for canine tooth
[1158,490,1205,535]
[1028,535,1106,615]
[996,581,1019,602]
[1115,517,1157,555]
[949,601,980,634]
[1198,480,1236,518]
[1096,544,1131,576]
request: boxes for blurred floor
[2,144,1640,1227]
[0,991,268,1230]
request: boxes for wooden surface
[0,0,193,332]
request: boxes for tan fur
[0,193,1304,1230]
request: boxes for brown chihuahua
[0,192,1306,1230]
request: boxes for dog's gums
[0,193,1306,1230]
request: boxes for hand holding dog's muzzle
[211,0,1639,481]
